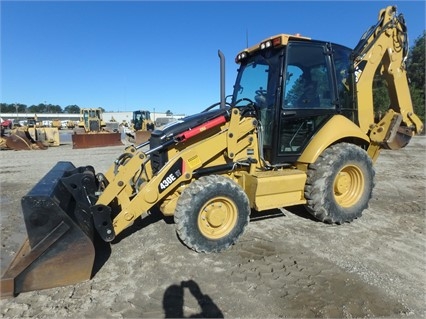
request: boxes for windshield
[232,48,283,109]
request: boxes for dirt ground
[0,134,425,318]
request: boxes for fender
[298,115,370,164]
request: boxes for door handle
[282,111,297,117]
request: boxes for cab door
[274,41,338,164]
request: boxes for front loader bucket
[134,131,152,144]
[72,132,123,149]
[0,161,98,298]
[5,130,47,150]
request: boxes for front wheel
[304,143,375,224]
[174,175,250,253]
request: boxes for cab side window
[283,43,333,109]
[332,45,353,118]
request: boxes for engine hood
[151,108,229,141]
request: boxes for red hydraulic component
[177,115,226,142]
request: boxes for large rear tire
[304,143,375,224]
[174,175,250,253]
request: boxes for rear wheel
[174,175,250,253]
[304,143,375,224]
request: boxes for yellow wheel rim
[333,164,365,208]
[198,196,238,239]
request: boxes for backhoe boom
[353,5,423,156]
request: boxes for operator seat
[297,81,320,107]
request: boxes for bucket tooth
[0,161,98,298]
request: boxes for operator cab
[233,35,354,165]
[133,110,153,131]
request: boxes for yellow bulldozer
[51,119,62,129]
[1,6,423,297]
[72,108,123,149]
[125,110,156,144]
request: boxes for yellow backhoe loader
[1,6,422,297]
[72,108,123,149]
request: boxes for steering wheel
[233,98,261,119]
[233,97,255,106]
[202,101,232,113]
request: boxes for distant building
[0,111,186,128]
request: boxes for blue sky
[1,1,425,116]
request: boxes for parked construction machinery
[1,5,423,297]
[72,108,123,149]
[125,110,156,144]
[1,115,60,150]
[0,118,14,129]
[66,120,76,129]
[51,119,62,129]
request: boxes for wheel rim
[198,196,238,239]
[333,164,364,208]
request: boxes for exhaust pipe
[218,50,226,109]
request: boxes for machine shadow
[163,279,224,318]
[92,206,170,276]
[249,205,319,223]
[283,204,320,222]
[112,204,319,246]
[92,205,318,277]
[111,206,171,244]
[91,232,112,277]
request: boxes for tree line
[406,32,425,125]
[1,33,424,126]
[0,103,104,114]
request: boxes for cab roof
[235,33,311,63]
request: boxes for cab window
[283,43,333,109]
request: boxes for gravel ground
[0,134,425,318]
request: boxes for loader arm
[95,108,258,239]
[353,5,423,159]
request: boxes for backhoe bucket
[0,161,98,298]
[72,132,123,149]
